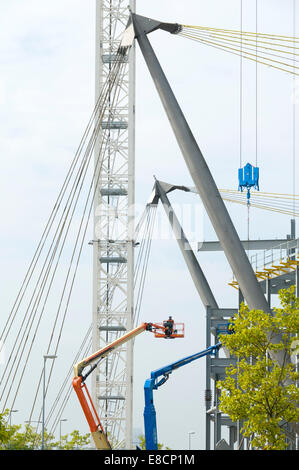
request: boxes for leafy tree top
[217,286,299,450]
[0,411,90,450]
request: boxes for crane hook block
[238,162,259,203]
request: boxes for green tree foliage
[217,286,299,450]
[11,425,58,450]
[59,430,90,450]
[0,411,90,450]
[0,410,10,448]
[137,434,170,450]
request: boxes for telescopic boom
[72,319,184,449]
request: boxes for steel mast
[92,1,135,449]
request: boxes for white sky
[0,0,298,450]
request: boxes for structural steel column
[205,307,212,450]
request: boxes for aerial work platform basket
[152,317,185,339]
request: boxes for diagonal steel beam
[152,179,218,309]
[130,14,295,377]
[131,13,269,314]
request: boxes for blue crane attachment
[238,162,260,204]
[143,343,221,450]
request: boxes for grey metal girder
[153,179,218,309]
[198,239,290,252]
[131,13,293,374]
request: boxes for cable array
[0,45,131,435]
[2,12,298,444]
[48,187,298,432]
[179,25,299,76]
[44,203,157,435]
[134,204,157,327]
[219,189,299,217]
[47,325,92,435]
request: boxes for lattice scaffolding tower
[92,1,135,449]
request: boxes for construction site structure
[203,219,298,450]
[149,179,298,449]
[91,1,136,449]
[89,9,298,448]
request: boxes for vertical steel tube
[126,0,137,451]
[266,278,271,308]
[205,307,212,450]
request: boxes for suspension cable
[1,48,130,420]
[24,55,129,427]
[178,24,299,76]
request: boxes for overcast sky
[0,0,298,450]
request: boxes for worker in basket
[163,316,175,337]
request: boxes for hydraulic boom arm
[143,343,221,450]
[72,319,184,450]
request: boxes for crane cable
[219,189,299,217]
[25,54,130,434]
[0,51,124,359]
[45,203,158,434]
[1,46,130,424]
[22,64,129,442]
[0,73,112,350]
[1,53,126,405]
[47,326,92,435]
[189,186,299,216]
[134,204,157,327]
[178,24,299,76]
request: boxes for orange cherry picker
[72,318,184,450]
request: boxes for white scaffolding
[92,0,135,449]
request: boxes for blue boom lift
[143,343,221,450]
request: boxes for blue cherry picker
[143,343,221,450]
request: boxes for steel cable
[24,54,130,433]
[0,73,114,351]
[0,57,124,409]
[1,48,130,420]
[179,25,299,76]
[45,205,156,433]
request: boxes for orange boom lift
[72,318,184,449]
